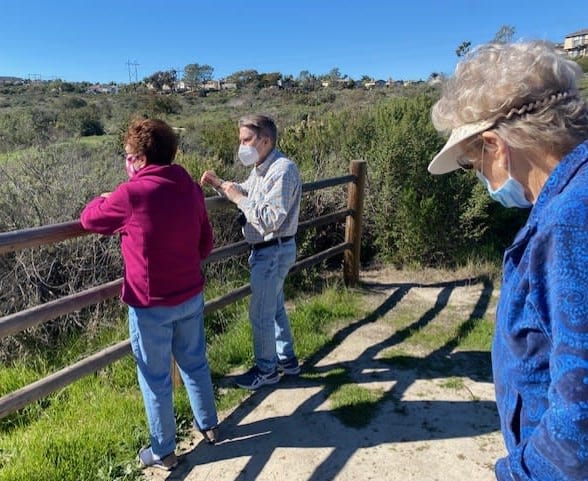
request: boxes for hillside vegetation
[1,60,587,481]
[0,78,563,358]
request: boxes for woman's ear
[135,153,148,168]
[481,131,509,169]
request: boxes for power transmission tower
[126,60,139,83]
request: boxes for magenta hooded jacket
[80,164,213,308]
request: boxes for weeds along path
[143,265,505,481]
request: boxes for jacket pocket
[509,391,523,446]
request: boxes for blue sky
[2,0,586,84]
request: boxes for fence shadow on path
[164,275,499,481]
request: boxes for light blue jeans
[248,238,297,373]
[129,292,218,457]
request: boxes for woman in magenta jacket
[81,118,218,471]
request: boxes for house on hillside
[564,29,588,57]
[362,79,386,89]
[86,83,119,94]
[202,80,237,92]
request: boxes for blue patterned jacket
[494,140,588,480]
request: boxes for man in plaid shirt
[201,114,302,390]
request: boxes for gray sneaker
[278,357,301,375]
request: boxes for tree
[144,70,177,91]
[327,67,342,82]
[225,69,260,88]
[455,25,515,60]
[428,72,444,83]
[298,70,312,82]
[456,41,472,58]
[183,63,214,89]
[493,25,515,44]
[297,70,318,91]
[259,72,282,88]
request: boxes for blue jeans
[248,238,297,373]
[129,293,218,457]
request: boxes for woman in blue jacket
[428,41,588,481]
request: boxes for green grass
[439,377,465,390]
[379,315,494,376]
[302,366,385,428]
[0,135,116,165]
[0,319,145,481]
[329,383,386,428]
[0,282,363,481]
[0,371,146,481]
[290,286,362,358]
[457,317,494,350]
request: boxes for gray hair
[432,41,588,158]
[238,114,277,148]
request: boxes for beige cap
[428,119,494,174]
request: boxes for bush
[80,118,104,136]
[59,97,87,109]
[147,94,183,115]
[0,140,124,360]
[575,56,588,73]
[198,118,238,164]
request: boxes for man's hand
[221,181,245,204]
[200,170,222,189]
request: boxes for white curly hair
[432,40,588,159]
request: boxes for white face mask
[238,144,259,166]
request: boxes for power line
[126,60,139,83]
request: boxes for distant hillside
[0,76,24,84]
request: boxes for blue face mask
[476,171,532,208]
[475,144,532,209]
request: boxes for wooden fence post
[172,358,182,388]
[344,160,367,287]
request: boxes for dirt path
[143,266,506,481]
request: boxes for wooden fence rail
[0,160,366,420]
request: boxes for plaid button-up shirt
[236,149,301,244]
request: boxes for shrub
[0,140,124,360]
[198,118,238,164]
[575,56,588,73]
[79,118,104,136]
[147,94,183,115]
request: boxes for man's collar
[255,148,279,175]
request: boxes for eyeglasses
[456,135,485,171]
[456,155,475,170]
